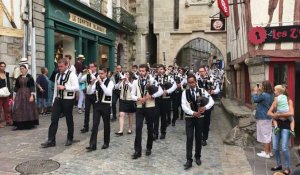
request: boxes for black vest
[57,70,72,99]
[95,78,111,103]
[186,88,201,112]
[87,73,98,85]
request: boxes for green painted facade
[45,0,130,73]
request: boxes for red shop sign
[218,0,230,17]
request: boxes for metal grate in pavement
[15,159,60,174]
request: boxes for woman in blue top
[252,80,274,159]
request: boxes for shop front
[45,0,130,73]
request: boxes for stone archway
[170,32,226,67]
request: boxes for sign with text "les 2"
[265,25,300,43]
[218,0,230,17]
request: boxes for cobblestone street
[0,103,258,175]
[2,103,298,175]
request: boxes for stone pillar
[245,57,266,89]
[33,0,45,71]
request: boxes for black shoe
[65,140,73,146]
[160,134,166,140]
[115,132,123,136]
[184,161,192,170]
[41,141,56,148]
[172,123,175,127]
[153,134,158,141]
[101,144,109,149]
[80,128,89,133]
[111,118,116,122]
[132,152,141,159]
[195,158,202,166]
[145,149,152,156]
[202,140,207,146]
[167,121,171,126]
[271,166,282,171]
[86,146,96,152]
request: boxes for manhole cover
[15,159,60,174]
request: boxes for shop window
[98,45,110,68]
[54,32,75,66]
[274,64,288,86]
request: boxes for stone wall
[0,36,23,77]
[133,0,226,66]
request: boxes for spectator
[36,67,49,115]
[252,80,274,159]
[0,62,12,127]
[12,64,39,130]
[268,88,294,175]
[75,54,85,75]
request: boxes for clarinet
[95,81,100,103]
[142,75,150,108]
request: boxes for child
[273,85,295,137]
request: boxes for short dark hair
[116,65,122,68]
[65,55,72,60]
[132,65,138,69]
[199,65,206,70]
[98,66,107,72]
[58,58,68,65]
[187,74,197,82]
[0,62,6,66]
[139,64,149,72]
[158,64,165,70]
[41,67,47,74]
[89,62,97,67]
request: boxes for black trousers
[83,94,96,129]
[48,98,74,142]
[112,89,120,119]
[202,108,213,141]
[171,91,182,124]
[154,98,171,135]
[134,107,154,153]
[185,117,203,161]
[89,103,111,148]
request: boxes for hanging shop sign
[248,25,300,45]
[217,0,230,17]
[69,13,107,34]
[211,18,226,31]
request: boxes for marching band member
[130,64,163,159]
[111,65,124,122]
[196,66,219,146]
[41,58,79,148]
[171,67,187,125]
[79,62,98,133]
[181,74,214,170]
[154,65,177,140]
[115,71,136,136]
[86,67,114,151]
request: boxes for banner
[218,0,230,17]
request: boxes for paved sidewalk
[0,104,253,175]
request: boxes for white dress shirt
[181,87,214,116]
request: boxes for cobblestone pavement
[0,104,255,175]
